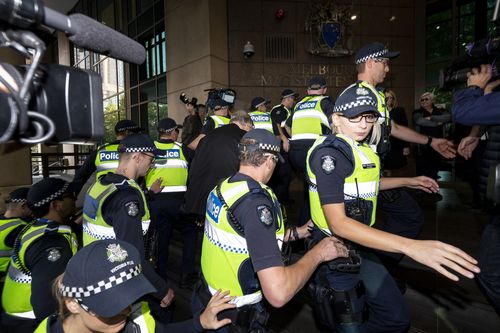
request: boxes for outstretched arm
[322,203,480,281]
[380,176,439,193]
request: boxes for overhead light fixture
[389,16,396,21]
[436,25,440,30]
[350,15,357,20]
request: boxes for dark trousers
[477,212,500,315]
[315,252,410,333]
[149,195,198,280]
[376,189,424,263]
[268,151,292,205]
[289,140,315,226]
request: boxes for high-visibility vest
[208,115,230,128]
[201,177,285,307]
[145,141,188,193]
[94,143,120,179]
[291,95,330,141]
[306,134,380,236]
[82,178,150,245]
[2,220,77,319]
[0,216,27,273]
[249,111,273,133]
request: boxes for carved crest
[305,1,353,57]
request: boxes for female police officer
[34,239,235,332]
[305,85,480,333]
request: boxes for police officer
[72,119,142,196]
[0,188,31,275]
[350,42,456,268]
[249,97,276,134]
[189,99,231,150]
[35,239,235,332]
[268,89,298,205]
[192,129,348,332]
[306,85,480,333]
[145,118,197,289]
[285,76,334,225]
[1,178,78,333]
[82,133,174,320]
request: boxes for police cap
[118,133,157,154]
[281,89,299,99]
[28,178,71,208]
[308,76,327,90]
[251,97,270,109]
[334,84,378,118]
[60,239,156,318]
[158,117,181,133]
[354,42,400,65]
[5,187,30,204]
[114,120,142,133]
[240,129,284,162]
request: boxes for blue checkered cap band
[122,147,155,153]
[33,182,69,207]
[355,49,389,65]
[334,98,378,112]
[60,264,142,298]
[258,143,280,153]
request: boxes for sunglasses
[420,97,430,102]
[341,114,379,123]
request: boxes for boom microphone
[0,0,146,64]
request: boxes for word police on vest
[100,151,120,162]
[252,115,271,122]
[159,150,181,159]
[297,101,318,110]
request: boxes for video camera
[440,0,500,89]
[179,93,198,106]
[204,88,236,110]
[0,0,146,145]
[439,38,500,89]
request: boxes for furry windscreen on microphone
[68,14,146,65]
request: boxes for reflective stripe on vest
[130,301,156,332]
[249,111,273,133]
[2,222,77,318]
[209,115,230,128]
[306,134,380,236]
[201,178,285,306]
[145,141,188,193]
[291,95,330,141]
[94,143,120,179]
[82,178,151,245]
[0,218,26,272]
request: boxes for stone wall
[227,0,417,115]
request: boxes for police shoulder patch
[125,201,139,217]
[321,155,336,174]
[47,248,61,262]
[257,205,273,226]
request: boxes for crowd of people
[1,41,494,333]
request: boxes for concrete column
[165,0,229,124]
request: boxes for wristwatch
[426,136,433,147]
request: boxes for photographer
[452,63,500,315]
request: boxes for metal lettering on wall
[260,64,356,87]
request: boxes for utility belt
[195,278,269,333]
[308,227,362,273]
[308,280,366,330]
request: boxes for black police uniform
[148,138,197,287]
[285,95,334,226]
[98,173,169,299]
[192,172,284,333]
